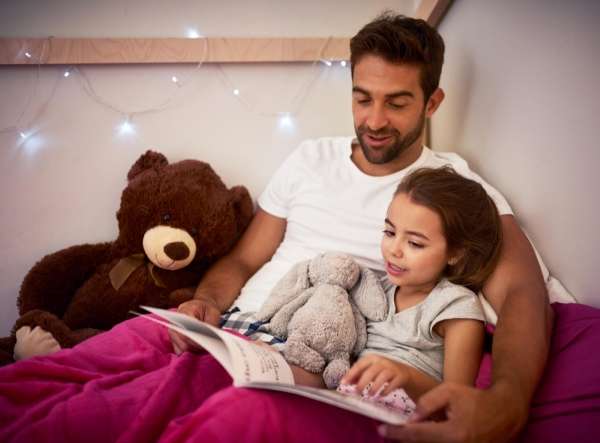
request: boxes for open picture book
[136,306,411,425]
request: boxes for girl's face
[381,192,454,293]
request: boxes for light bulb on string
[340,60,347,67]
[278,112,294,130]
[25,52,32,59]
[233,89,240,96]
[118,116,136,136]
[63,69,71,78]
[320,59,332,67]
[186,28,201,39]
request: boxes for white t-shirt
[233,136,512,313]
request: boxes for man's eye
[388,103,406,110]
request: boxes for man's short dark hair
[350,11,445,101]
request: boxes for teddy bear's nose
[163,242,190,261]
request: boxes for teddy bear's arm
[19,242,113,318]
[255,260,310,322]
[350,301,368,356]
[267,288,315,339]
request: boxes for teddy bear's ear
[127,150,168,181]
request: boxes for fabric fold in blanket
[1,303,600,443]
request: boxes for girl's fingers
[381,373,405,395]
[370,370,393,395]
[341,357,373,384]
[356,365,381,393]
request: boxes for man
[172,12,552,443]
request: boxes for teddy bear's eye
[190,228,198,236]
[162,213,171,222]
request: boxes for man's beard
[355,111,426,165]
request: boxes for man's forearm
[193,255,255,313]
[491,283,553,414]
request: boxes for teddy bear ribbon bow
[109,253,167,291]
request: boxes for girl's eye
[382,229,395,237]
[408,241,424,248]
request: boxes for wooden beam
[0,37,349,65]
[0,1,453,65]
[415,0,453,28]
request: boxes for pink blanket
[1,303,600,443]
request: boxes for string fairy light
[186,28,202,39]
[216,36,335,126]
[1,35,349,144]
[1,38,61,143]
[72,36,210,135]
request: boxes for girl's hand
[341,354,411,396]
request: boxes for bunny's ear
[255,260,310,321]
[350,267,388,321]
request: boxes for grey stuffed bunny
[255,252,388,388]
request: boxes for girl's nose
[391,245,404,258]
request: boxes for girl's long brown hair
[395,166,503,292]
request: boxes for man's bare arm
[483,214,553,429]
[173,208,286,332]
[193,208,287,311]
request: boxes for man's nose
[366,105,388,131]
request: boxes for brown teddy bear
[0,150,253,364]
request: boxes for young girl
[339,165,502,413]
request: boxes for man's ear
[425,88,445,118]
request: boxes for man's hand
[378,382,527,443]
[168,298,222,355]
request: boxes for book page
[139,306,294,385]
[245,383,410,425]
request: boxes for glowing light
[278,113,293,129]
[171,75,179,83]
[186,28,201,39]
[16,129,44,154]
[320,59,332,67]
[63,70,70,77]
[25,52,32,58]
[233,89,240,96]
[118,118,136,135]
[340,60,347,67]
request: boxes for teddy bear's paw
[14,326,61,361]
[323,359,350,389]
[284,339,325,373]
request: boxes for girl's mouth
[386,262,407,276]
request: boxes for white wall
[434,0,600,307]
[0,1,416,334]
